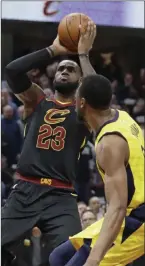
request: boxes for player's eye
[58,66,64,72]
[67,67,75,73]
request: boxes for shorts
[1,180,81,255]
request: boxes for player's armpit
[16,83,45,119]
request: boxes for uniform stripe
[126,164,135,206]
[121,203,145,243]
[121,216,143,243]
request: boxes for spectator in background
[1,88,18,119]
[98,203,107,220]
[89,196,100,219]
[111,94,122,110]
[1,105,23,167]
[17,105,25,136]
[39,73,51,89]
[116,72,138,106]
[81,210,96,230]
[132,98,145,127]
[46,61,58,79]
[17,105,24,121]
[132,98,145,119]
[140,68,145,97]
[140,68,145,83]
[27,69,41,85]
[111,79,119,94]
[78,202,87,218]
[46,61,59,89]
[124,73,137,96]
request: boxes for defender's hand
[78,21,96,54]
[50,36,76,56]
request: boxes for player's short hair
[81,210,95,217]
[78,201,86,206]
[79,74,112,110]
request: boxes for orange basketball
[58,13,92,52]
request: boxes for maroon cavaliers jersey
[17,98,89,184]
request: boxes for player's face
[53,60,81,95]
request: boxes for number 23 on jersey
[36,109,70,151]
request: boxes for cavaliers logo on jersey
[36,109,70,151]
[44,109,70,124]
[130,123,139,138]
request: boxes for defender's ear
[80,98,86,108]
[79,77,82,84]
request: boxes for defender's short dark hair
[79,75,112,109]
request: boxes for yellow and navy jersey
[17,97,89,183]
[95,109,144,217]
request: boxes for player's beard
[77,109,90,130]
[53,81,79,96]
[77,107,86,123]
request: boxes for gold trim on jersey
[55,99,72,105]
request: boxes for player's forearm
[5,46,56,94]
[79,55,96,77]
[86,206,126,265]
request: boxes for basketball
[58,13,92,52]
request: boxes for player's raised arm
[5,36,72,118]
[78,21,97,77]
[84,135,128,266]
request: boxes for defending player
[49,75,144,266]
[1,22,96,266]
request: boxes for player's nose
[61,69,69,76]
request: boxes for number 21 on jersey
[36,109,70,151]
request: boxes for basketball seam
[60,38,71,49]
[66,17,77,48]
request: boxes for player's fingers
[89,21,95,39]
[92,24,96,41]
[84,21,91,38]
[79,24,85,36]
[89,23,93,39]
